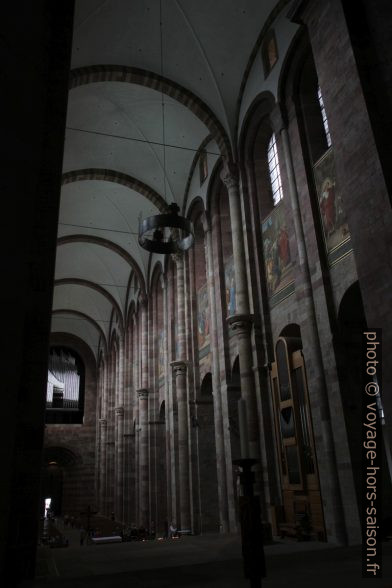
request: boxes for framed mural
[262,203,293,298]
[224,256,236,316]
[197,284,210,350]
[314,148,350,259]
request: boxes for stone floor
[22,524,392,588]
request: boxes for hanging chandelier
[138,202,194,254]
[138,1,194,255]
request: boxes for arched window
[199,149,208,185]
[267,133,283,206]
[46,346,85,424]
[262,29,278,78]
[317,86,332,147]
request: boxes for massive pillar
[115,406,124,522]
[161,276,173,525]
[220,164,261,464]
[137,389,149,528]
[133,315,140,524]
[294,0,392,473]
[271,103,348,543]
[204,219,230,533]
[171,253,191,531]
[137,297,149,528]
[99,418,108,513]
[115,336,125,522]
[123,328,133,526]
[1,3,74,582]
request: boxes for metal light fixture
[139,203,194,254]
[138,2,194,255]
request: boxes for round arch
[54,278,124,330]
[57,234,146,295]
[69,65,232,160]
[62,168,167,213]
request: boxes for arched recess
[43,332,98,519]
[46,345,86,425]
[240,90,295,308]
[228,356,241,525]
[155,400,168,535]
[269,328,326,540]
[187,198,211,386]
[69,66,232,160]
[196,373,219,533]
[41,447,79,517]
[62,169,167,212]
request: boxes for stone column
[220,164,261,463]
[133,315,140,523]
[99,418,107,513]
[118,336,125,522]
[161,275,173,524]
[271,103,347,543]
[107,352,116,515]
[137,388,149,528]
[171,361,190,531]
[138,298,149,528]
[204,219,230,532]
[115,406,124,523]
[171,253,191,531]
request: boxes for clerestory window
[317,86,332,148]
[267,133,284,206]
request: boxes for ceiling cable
[65,126,220,156]
[58,222,139,235]
[160,0,167,204]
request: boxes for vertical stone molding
[161,275,174,525]
[140,297,149,390]
[204,222,230,532]
[115,405,125,523]
[137,388,149,528]
[221,163,261,466]
[98,418,107,514]
[171,252,192,531]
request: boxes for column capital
[138,292,148,309]
[220,160,239,190]
[170,359,188,375]
[270,103,287,134]
[171,251,185,266]
[115,406,124,417]
[137,388,149,400]
[99,418,107,428]
[159,273,167,290]
[227,313,254,335]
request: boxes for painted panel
[158,329,165,377]
[262,203,293,297]
[314,148,350,255]
[197,283,210,351]
[224,255,236,316]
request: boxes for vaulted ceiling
[52,0,285,358]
